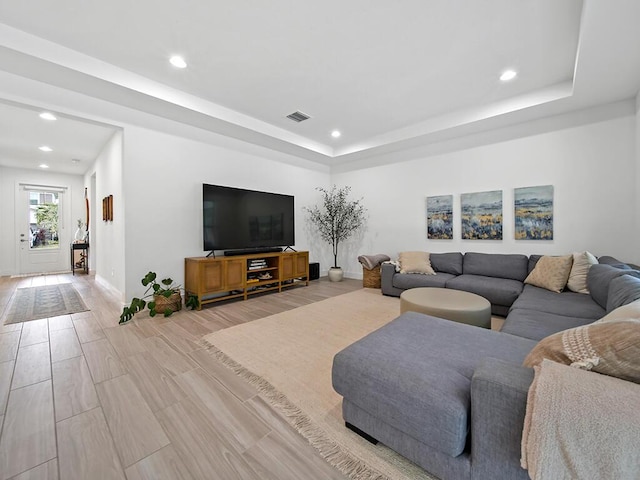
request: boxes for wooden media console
[184,251,309,309]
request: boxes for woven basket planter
[363,266,382,289]
[153,292,182,314]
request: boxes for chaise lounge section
[333,313,536,480]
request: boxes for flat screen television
[203,184,295,253]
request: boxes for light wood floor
[0,273,363,480]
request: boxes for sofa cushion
[332,313,536,457]
[500,309,595,341]
[398,251,435,275]
[463,252,529,281]
[392,272,454,290]
[524,254,573,293]
[587,263,639,309]
[606,274,640,312]
[509,284,605,319]
[597,298,640,323]
[446,274,523,308]
[567,251,598,294]
[430,252,463,275]
[597,255,629,267]
[523,319,640,383]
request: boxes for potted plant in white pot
[305,185,366,281]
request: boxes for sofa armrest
[381,262,403,297]
[470,358,534,480]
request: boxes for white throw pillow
[566,251,598,294]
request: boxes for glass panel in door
[29,190,60,250]
[17,186,69,275]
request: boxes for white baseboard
[95,274,125,305]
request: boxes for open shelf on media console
[247,283,280,295]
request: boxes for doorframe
[90,174,97,274]
[15,182,70,275]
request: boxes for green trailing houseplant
[119,271,198,324]
[304,185,366,280]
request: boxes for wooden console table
[185,251,309,309]
[70,242,89,275]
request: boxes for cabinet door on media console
[200,261,224,292]
[225,258,245,289]
[281,254,294,279]
[294,252,309,277]
[281,251,309,280]
[186,257,245,295]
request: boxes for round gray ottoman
[400,287,491,328]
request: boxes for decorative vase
[328,267,344,282]
[74,227,86,242]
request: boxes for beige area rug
[202,289,437,480]
[3,284,89,324]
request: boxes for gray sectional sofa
[332,252,640,480]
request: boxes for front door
[16,184,70,274]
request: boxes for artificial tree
[305,185,366,280]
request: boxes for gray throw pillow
[607,275,640,312]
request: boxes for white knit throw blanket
[521,359,640,480]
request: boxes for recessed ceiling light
[500,70,517,82]
[331,130,341,138]
[39,112,57,121]
[71,158,81,164]
[39,164,49,169]
[39,145,53,152]
[169,55,187,69]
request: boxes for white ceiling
[0,100,117,174]
[0,0,639,173]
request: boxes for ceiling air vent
[286,111,311,123]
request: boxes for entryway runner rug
[201,288,437,480]
[3,284,89,324]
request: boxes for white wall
[0,167,85,275]
[332,112,638,278]
[636,93,640,247]
[122,125,330,300]
[84,131,125,298]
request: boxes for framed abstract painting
[514,185,553,240]
[426,195,453,239]
[461,190,503,240]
